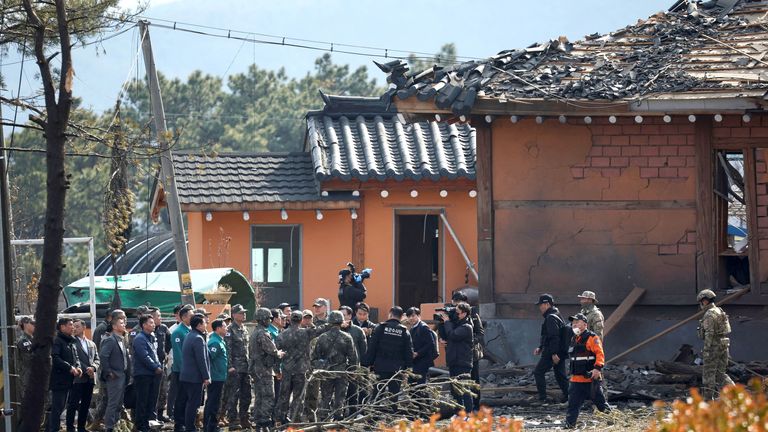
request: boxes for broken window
[714,150,750,288]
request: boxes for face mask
[572,326,582,336]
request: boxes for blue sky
[2,0,672,115]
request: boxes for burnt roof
[306,98,476,182]
[379,0,768,115]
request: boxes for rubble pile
[377,0,768,115]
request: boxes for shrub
[647,378,768,432]
[379,407,523,432]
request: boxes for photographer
[436,303,474,414]
[338,263,371,310]
[452,292,484,411]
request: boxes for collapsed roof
[378,0,768,115]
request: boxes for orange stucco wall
[185,184,478,316]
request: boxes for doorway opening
[395,213,441,310]
[714,150,751,289]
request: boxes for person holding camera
[451,292,484,410]
[533,294,570,403]
[338,263,371,310]
[437,303,474,414]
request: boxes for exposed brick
[658,244,678,255]
[659,167,678,178]
[677,243,696,255]
[589,147,603,157]
[621,146,640,156]
[669,135,687,145]
[758,194,768,206]
[686,157,696,167]
[601,168,622,177]
[611,135,630,146]
[678,146,695,156]
[657,125,678,135]
[679,167,695,178]
[686,135,696,145]
[678,124,695,134]
[630,135,649,145]
[593,135,611,146]
[630,157,649,167]
[611,157,629,167]
[603,147,621,157]
[659,146,678,156]
[668,156,687,167]
[649,157,667,167]
[722,116,741,127]
[758,184,767,195]
[570,167,585,179]
[759,239,768,251]
[585,168,604,178]
[713,128,732,138]
[649,135,668,145]
[641,125,660,135]
[687,232,697,243]
[641,146,659,156]
[751,127,768,138]
[640,167,659,178]
[732,128,750,138]
[591,157,610,167]
[602,125,623,135]
[622,125,642,134]
[758,206,768,218]
[759,216,768,228]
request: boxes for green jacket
[171,324,191,373]
[207,333,228,382]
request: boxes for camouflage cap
[217,313,231,321]
[302,309,313,318]
[290,310,303,321]
[231,304,247,315]
[312,298,329,308]
[577,290,598,303]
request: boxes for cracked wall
[492,117,697,304]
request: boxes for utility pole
[138,20,195,306]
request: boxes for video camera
[343,262,373,286]
[434,305,458,322]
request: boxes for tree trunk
[19,0,74,430]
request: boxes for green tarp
[64,268,256,314]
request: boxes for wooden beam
[744,147,761,292]
[714,137,768,148]
[494,200,696,210]
[476,125,494,305]
[352,196,365,268]
[607,288,750,364]
[695,117,716,291]
[602,286,646,338]
[181,200,360,212]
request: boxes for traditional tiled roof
[306,97,476,181]
[172,152,321,204]
[378,0,768,115]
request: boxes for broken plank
[654,361,702,376]
[603,286,645,338]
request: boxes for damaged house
[373,0,768,363]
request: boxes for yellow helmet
[697,289,716,302]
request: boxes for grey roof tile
[307,112,476,182]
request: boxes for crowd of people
[15,282,731,431]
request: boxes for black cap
[452,291,468,302]
[569,313,588,322]
[535,294,554,305]
[277,303,291,310]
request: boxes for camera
[434,306,458,322]
[346,262,372,284]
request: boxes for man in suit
[133,315,163,432]
[175,314,210,432]
[100,316,131,432]
[48,318,82,432]
[66,319,99,432]
[406,307,437,385]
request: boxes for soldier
[311,311,358,421]
[312,298,330,326]
[301,310,314,328]
[15,316,34,426]
[697,289,735,399]
[578,291,605,340]
[249,307,285,430]
[224,304,251,429]
[151,308,172,422]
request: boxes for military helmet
[327,310,344,325]
[697,289,716,302]
[254,307,272,322]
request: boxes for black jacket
[50,332,81,391]
[440,317,473,370]
[154,323,170,363]
[338,282,367,310]
[363,319,414,374]
[539,306,565,356]
[410,320,437,373]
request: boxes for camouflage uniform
[249,322,282,428]
[15,332,33,423]
[311,326,357,421]
[274,321,329,422]
[699,302,734,399]
[580,303,605,340]
[225,320,252,425]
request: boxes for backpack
[550,313,573,355]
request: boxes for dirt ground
[491,403,657,431]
